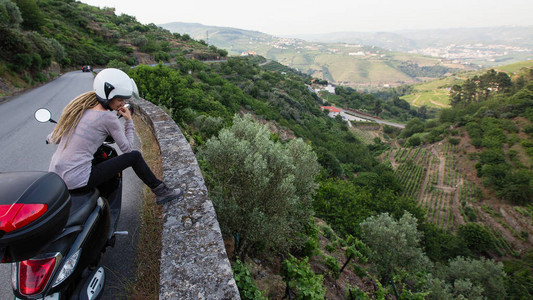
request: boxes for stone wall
[130,98,240,300]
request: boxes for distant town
[409,44,533,65]
[238,36,532,68]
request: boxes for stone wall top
[130,98,240,300]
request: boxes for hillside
[401,60,533,108]
[159,22,474,90]
[0,0,226,97]
[381,142,533,256]
[129,54,533,298]
[373,67,533,258]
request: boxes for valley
[160,22,533,92]
[318,61,533,259]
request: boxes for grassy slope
[402,60,533,108]
[267,47,450,88]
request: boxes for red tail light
[0,204,47,233]
[19,256,57,295]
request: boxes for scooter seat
[66,188,99,227]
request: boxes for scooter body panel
[7,145,123,299]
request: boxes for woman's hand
[117,106,132,120]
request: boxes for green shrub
[325,243,335,253]
[302,234,320,257]
[33,72,46,83]
[352,264,368,278]
[0,0,22,28]
[501,119,518,133]
[448,137,460,145]
[504,251,533,299]
[232,259,267,300]
[320,224,335,241]
[302,219,320,257]
[464,206,477,222]
[457,223,495,254]
[282,255,326,299]
[521,140,533,149]
[524,125,533,136]
[107,59,130,72]
[438,256,506,299]
[406,135,421,147]
[30,53,42,71]
[10,53,32,71]
[154,51,170,62]
[346,286,370,300]
[324,255,340,279]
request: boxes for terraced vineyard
[381,143,533,256]
[349,125,381,145]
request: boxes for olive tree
[360,212,430,281]
[426,256,506,299]
[203,114,320,257]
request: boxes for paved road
[0,71,141,299]
[342,109,405,128]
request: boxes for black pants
[87,150,161,190]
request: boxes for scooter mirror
[35,108,52,123]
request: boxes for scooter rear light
[19,256,57,295]
[0,204,47,233]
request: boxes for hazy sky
[81,0,533,36]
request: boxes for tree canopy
[202,114,320,257]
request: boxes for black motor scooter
[0,107,131,300]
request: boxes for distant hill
[292,26,533,50]
[293,26,533,67]
[160,23,533,90]
[160,22,478,90]
[158,22,274,54]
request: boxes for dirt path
[430,145,445,186]
[411,95,421,106]
[434,186,454,192]
[430,99,448,108]
[389,148,399,169]
[451,178,466,228]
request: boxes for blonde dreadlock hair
[50,91,99,146]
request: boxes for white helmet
[131,78,140,100]
[93,68,133,109]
